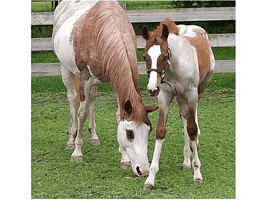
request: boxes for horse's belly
[53,7,92,75]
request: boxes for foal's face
[117,120,151,176]
[142,25,169,96]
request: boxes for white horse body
[53,0,100,75]
[53,0,158,178]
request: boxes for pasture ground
[31,73,235,199]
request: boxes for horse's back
[168,25,214,85]
[52,0,100,75]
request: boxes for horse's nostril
[136,166,142,176]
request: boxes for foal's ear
[161,24,169,41]
[145,105,159,113]
[124,100,132,114]
[142,26,150,40]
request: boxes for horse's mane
[92,1,148,124]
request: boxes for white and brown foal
[142,18,215,189]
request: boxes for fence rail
[31,33,235,51]
[32,60,235,76]
[31,4,235,76]
[31,7,235,25]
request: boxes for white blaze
[147,45,161,91]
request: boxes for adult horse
[52,0,158,177]
[142,18,215,189]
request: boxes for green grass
[31,73,235,198]
[31,1,54,12]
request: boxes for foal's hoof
[194,178,204,184]
[89,138,100,145]
[66,142,75,149]
[121,161,131,170]
[71,155,83,162]
[144,183,153,190]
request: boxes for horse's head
[117,99,158,176]
[142,24,171,96]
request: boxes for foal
[142,18,215,189]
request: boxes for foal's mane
[92,1,148,124]
[152,18,179,37]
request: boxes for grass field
[31,73,235,199]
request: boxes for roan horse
[142,18,215,189]
[52,0,158,177]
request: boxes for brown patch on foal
[185,27,212,82]
[156,110,166,140]
[187,109,198,141]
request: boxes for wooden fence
[31,1,235,76]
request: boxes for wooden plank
[31,38,53,51]
[31,60,235,76]
[31,33,235,51]
[31,12,54,25]
[136,33,235,48]
[126,7,235,22]
[31,7,235,25]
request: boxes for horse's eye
[126,130,134,141]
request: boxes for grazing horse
[52,0,158,177]
[142,18,215,189]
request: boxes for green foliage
[171,1,235,9]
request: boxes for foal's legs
[144,89,173,189]
[185,88,203,183]
[176,96,191,169]
[61,66,77,149]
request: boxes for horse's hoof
[121,161,131,170]
[71,155,83,162]
[67,142,75,149]
[183,165,191,170]
[144,183,153,190]
[89,138,100,145]
[194,178,204,184]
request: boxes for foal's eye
[126,130,134,141]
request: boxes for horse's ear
[124,100,132,114]
[145,105,159,113]
[161,24,169,41]
[142,26,150,40]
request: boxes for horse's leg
[72,76,101,161]
[176,96,191,170]
[88,85,100,145]
[144,89,173,189]
[61,66,77,149]
[185,88,203,183]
